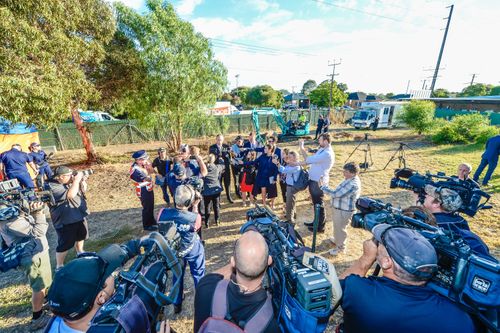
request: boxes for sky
[117,0,500,94]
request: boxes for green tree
[115,0,227,149]
[337,82,348,92]
[458,83,492,97]
[309,82,347,108]
[385,92,395,99]
[279,89,291,96]
[220,92,233,102]
[231,86,250,105]
[489,86,500,96]
[432,88,450,98]
[0,0,115,162]
[399,100,436,134]
[246,85,283,107]
[301,79,317,95]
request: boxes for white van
[351,101,406,129]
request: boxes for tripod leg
[345,140,364,163]
[383,148,400,170]
[368,143,374,166]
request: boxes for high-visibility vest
[129,164,153,197]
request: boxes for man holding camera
[157,184,205,314]
[0,201,52,329]
[194,230,278,333]
[209,134,234,203]
[130,150,157,231]
[48,166,90,268]
[338,224,475,333]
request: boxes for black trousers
[314,127,322,139]
[279,180,287,203]
[231,164,242,196]
[140,190,156,228]
[220,163,232,200]
[203,194,221,224]
[308,180,325,229]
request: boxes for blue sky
[117,0,500,94]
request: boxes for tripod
[345,133,373,171]
[383,142,412,170]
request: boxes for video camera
[0,179,55,209]
[184,176,203,194]
[242,205,342,333]
[390,168,491,217]
[352,197,500,332]
[88,230,182,333]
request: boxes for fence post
[54,127,65,151]
[127,122,133,143]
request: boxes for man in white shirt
[293,133,335,232]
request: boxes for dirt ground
[0,127,498,332]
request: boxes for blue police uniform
[129,150,156,229]
[157,208,205,306]
[29,150,53,185]
[473,135,500,185]
[1,148,35,188]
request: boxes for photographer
[46,239,172,333]
[320,162,361,255]
[130,150,157,231]
[0,201,52,329]
[338,224,475,333]
[202,154,224,227]
[209,134,234,203]
[157,185,205,314]
[194,230,278,333]
[48,166,90,268]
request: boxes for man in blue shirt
[129,150,157,231]
[338,224,476,333]
[314,115,324,140]
[473,134,500,186]
[28,142,53,188]
[0,144,38,188]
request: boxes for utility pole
[327,59,341,113]
[469,73,478,86]
[405,80,411,94]
[430,4,454,93]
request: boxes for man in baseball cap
[337,224,475,333]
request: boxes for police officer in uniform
[129,150,157,231]
[209,134,234,203]
[28,142,53,188]
[0,144,38,188]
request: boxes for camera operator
[0,201,52,329]
[130,150,157,231]
[46,239,171,333]
[0,143,38,189]
[209,134,234,203]
[338,224,475,333]
[157,184,205,314]
[48,166,90,268]
[193,230,278,333]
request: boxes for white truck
[351,101,406,130]
[78,110,119,122]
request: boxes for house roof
[284,93,309,102]
[366,95,381,101]
[348,92,367,101]
[390,94,411,100]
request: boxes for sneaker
[30,311,52,330]
[329,246,345,256]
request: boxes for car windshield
[353,111,369,120]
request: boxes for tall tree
[458,83,492,97]
[246,85,283,108]
[432,88,450,98]
[337,82,348,92]
[231,86,250,105]
[0,0,115,162]
[309,82,347,108]
[301,79,317,95]
[115,0,227,149]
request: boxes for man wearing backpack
[0,201,52,329]
[194,230,279,333]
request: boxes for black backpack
[292,168,309,192]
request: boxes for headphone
[182,185,196,208]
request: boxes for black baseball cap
[48,244,127,320]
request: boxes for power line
[209,38,318,57]
[311,0,402,22]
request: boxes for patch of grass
[0,284,31,318]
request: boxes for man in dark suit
[209,134,234,203]
[473,134,500,186]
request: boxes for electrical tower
[430,4,454,93]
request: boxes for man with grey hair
[457,163,480,188]
[337,224,475,333]
[193,230,279,332]
[157,184,205,314]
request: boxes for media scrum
[0,139,499,333]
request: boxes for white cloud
[176,0,204,16]
[247,0,279,12]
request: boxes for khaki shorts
[23,250,52,292]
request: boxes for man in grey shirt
[293,133,335,232]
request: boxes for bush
[399,100,436,134]
[432,114,497,144]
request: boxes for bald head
[234,231,269,280]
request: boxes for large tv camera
[0,179,55,209]
[88,228,182,333]
[242,205,342,333]
[390,168,491,217]
[352,197,500,332]
[184,176,203,193]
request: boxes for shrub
[399,100,436,134]
[432,114,497,144]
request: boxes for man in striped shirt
[320,162,361,255]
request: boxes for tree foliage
[246,85,283,108]
[399,100,436,134]
[432,114,498,145]
[0,0,115,161]
[301,79,317,95]
[309,81,347,108]
[337,82,348,92]
[489,86,500,96]
[115,0,227,149]
[458,83,493,97]
[432,88,450,98]
[231,86,250,105]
